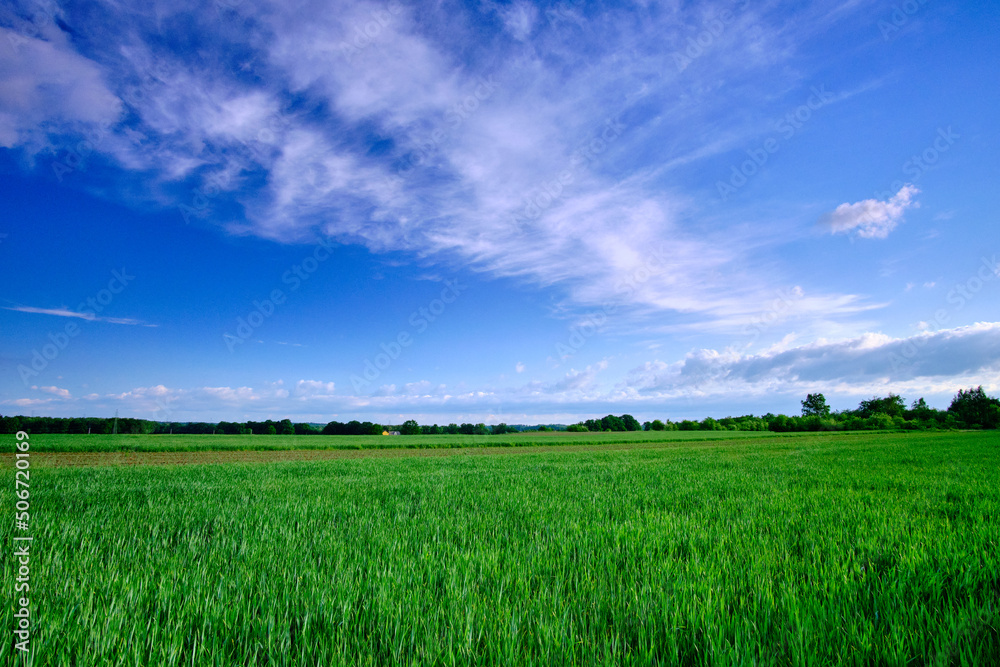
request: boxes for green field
[3,431,998,665]
[20,429,868,453]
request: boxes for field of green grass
[2,431,998,665]
[23,429,873,453]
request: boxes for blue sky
[1,0,998,424]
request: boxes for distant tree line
[2,387,996,435]
[565,414,643,432]
[0,415,548,436]
[624,388,999,433]
[0,416,332,436]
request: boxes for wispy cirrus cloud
[0,0,884,333]
[3,305,156,326]
[0,23,121,151]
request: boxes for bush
[801,415,822,432]
[864,413,895,430]
[818,418,841,431]
[768,415,790,432]
[841,417,864,431]
[699,418,721,431]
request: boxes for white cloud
[8,398,54,407]
[294,380,336,397]
[6,306,94,320]
[515,362,525,373]
[622,322,1000,398]
[0,25,121,150]
[497,2,538,41]
[3,305,155,326]
[822,184,920,239]
[33,385,72,398]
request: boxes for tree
[600,415,625,431]
[621,414,641,431]
[905,397,939,423]
[700,417,721,431]
[279,419,295,435]
[322,421,345,435]
[857,394,906,418]
[948,386,1000,429]
[801,393,830,417]
[650,419,666,431]
[400,419,421,435]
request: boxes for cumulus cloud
[293,380,336,397]
[622,322,1000,398]
[33,385,71,398]
[821,184,920,239]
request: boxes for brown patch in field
[0,440,731,468]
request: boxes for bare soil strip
[0,440,734,468]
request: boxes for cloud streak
[3,305,155,326]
